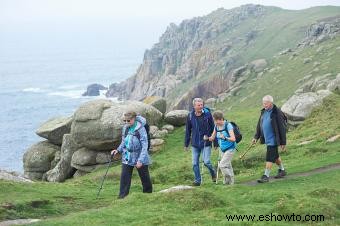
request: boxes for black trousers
[119,163,152,198]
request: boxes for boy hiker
[208,111,236,185]
[184,98,216,186]
[252,95,287,183]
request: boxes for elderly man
[252,95,287,183]
[185,98,216,186]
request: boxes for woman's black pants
[119,163,152,198]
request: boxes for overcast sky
[2,0,340,27]
[1,0,340,49]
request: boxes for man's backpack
[221,121,243,144]
[124,123,151,152]
[281,111,288,132]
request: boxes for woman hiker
[111,111,152,198]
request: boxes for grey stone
[0,169,33,183]
[73,170,88,178]
[96,151,112,164]
[250,59,267,72]
[327,74,340,92]
[149,126,159,139]
[153,129,168,138]
[159,185,194,193]
[165,110,189,126]
[303,58,312,64]
[82,83,107,96]
[71,163,107,173]
[36,116,72,145]
[327,135,340,143]
[46,134,79,182]
[0,219,41,226]
[50,150,61,170]
[281,90,332,121]
[298,140,314,146]
[71,99,162,151]
[23,141,60,180]
[144,96,167,114]
[23,172,44,181]
[279,48,292,55]
[162,124,175,132]
[71,148,97,166]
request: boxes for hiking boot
[192,182,201,186]
[257,175,269,183]
[274,169,286,179]
[212,176,216,183]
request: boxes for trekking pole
[96,153,115,199]
[216,149,222,185]
[239,143,255,160]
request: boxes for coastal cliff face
[106,4,267,107]
[106,4,340,110]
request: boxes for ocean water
[0,34,143,173]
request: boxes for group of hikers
[111,95,287,199]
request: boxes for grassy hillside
[167,6,340,102]
[218,36,340,110]
[0,94,339,225]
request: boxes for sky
[1,0,340,50]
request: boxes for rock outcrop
[0,169,33,183]
[282,74,339,126]
[36,116,72,145]
[165,110,189,126]
[24,99,164,181]
[71,100,163,151]
[82,83,107,96]
[298,17,340,47]
[23,141,60,180]
[45,134,78,182]
[282,90,332,123]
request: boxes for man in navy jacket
[185,98,216,186]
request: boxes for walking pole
[239,143,255,160]
[216,149,222,184]
[96,153,114,199]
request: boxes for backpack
[281,111,288,132]
[124,123,151,152]
[217,121,243,144]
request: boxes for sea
[0,31,145,173]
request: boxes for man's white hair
[262,95,274,103]
[192,97,204,106]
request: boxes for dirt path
[243,163,340,186]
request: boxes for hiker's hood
[135,115,146,129]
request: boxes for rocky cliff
[106,4,267,108]
[106,5,340,110]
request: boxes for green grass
[219,36,340,110]
[0,94,339,225]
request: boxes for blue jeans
[192,146,216,183]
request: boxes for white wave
[48,90,84,99]
[47,88,121,102]
[22,87,45,93]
